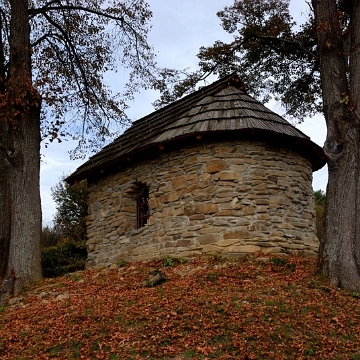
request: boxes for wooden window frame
[137,187,150,229]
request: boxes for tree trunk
[0,0,42,302]
[0,123,12,280]
[0,0,10,280]
[5,108,43,295]
[320,127,360,291]
[313,0,360,291]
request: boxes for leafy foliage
[156,0,323,122]
[117,260,128,268]
[40,225,62,248]
[41,240,87,278]
[162,257,176,267]
[314,189,326,205]
[1,255,360,359]
[39,178,89,278]
[51,178,88,243]
[0,0,168,155]
[161,257,188,267]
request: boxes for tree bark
[0,1,10,279]
[0,0,42,300]
[321,126,360,291]
[313,0,360,291]
[0,123,11,280]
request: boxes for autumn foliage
[1,255,359,359]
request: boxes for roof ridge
[83,74,245,158]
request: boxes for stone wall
[85,139,318,268]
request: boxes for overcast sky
[40,0,327,224]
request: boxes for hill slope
[0,255,360,359]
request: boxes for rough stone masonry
[85,139,318,268]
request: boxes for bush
[162,257,175,267]
[41,241,87,278]
[40,176,89,278]
[41,225,61,248]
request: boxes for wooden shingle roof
[67,73,326,184]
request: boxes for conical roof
[67,73,325,184]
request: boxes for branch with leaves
[156,0,324,122]
[0,0,169,156]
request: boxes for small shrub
[109,353,120,360]
[72,274,82,282]
[178,257,188,264]
[150,269,161,275]
[161,257,187,267]
[287,263,296,272]
[272,257,288,266]
[118,260,128,268]
[41,240,87,278]
[184,349,196,358]
[206,272,220,282]
[304,348,316,356]
[272,257,296,272]
[41,225,61,248]
[162,257,175,267]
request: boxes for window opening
[137,188,150,228]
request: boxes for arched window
[137,188,150,228]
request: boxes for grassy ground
[0,255,360,359]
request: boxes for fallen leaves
[0,255,360,359]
